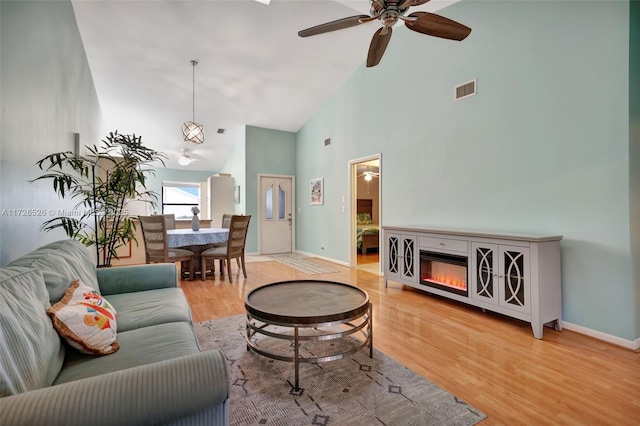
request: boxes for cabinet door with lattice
[497,245,530,315]
[385,232,418,284]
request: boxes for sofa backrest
[7,239,99,304]
[0,267,64,396]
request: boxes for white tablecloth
[166,228,228,248]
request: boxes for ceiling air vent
[454,79,477,101]
[324,137,331,146]
[217,128,225,134]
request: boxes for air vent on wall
[324,137,331,146]
[454,79,477,101]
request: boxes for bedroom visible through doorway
[353,157,380,274]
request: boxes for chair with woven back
[163,213,176,230]
[218,213,240,270]
[138,215,196,280]
[221,213,232,229]
[200,215,251,283]
[205,213,235,275]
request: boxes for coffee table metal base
[244,280,373,391]
[245,307,372,391]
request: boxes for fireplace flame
[428,273,467,290]
[422,261,467,291]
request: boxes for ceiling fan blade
[406,12,471,41]
[367,27,393,68]
[298,15,370,37]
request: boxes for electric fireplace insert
[420,250,468,297]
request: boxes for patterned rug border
[269,253,340,275]
[194,314,487,426]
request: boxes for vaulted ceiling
[72,0,456,169]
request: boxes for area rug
[269,253,339,275]
[194,315,486,426]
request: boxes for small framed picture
[234,185,240,204]
[310,178,324,205]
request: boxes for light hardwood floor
[180,258,640,425]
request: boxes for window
[162,182,201,219]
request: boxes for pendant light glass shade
[183,60,204,144]
[182,121,204,144]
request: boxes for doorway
[349,155,381,274]
[258,174,294,255]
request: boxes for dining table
[167,228,228,248]
[167,228,229,278]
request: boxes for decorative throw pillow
[47,280,119,356]
[357,213,373,225]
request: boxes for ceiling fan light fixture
[183,60,204,144]
[178,153,192,166]
[364,172,373,182]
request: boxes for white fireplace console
[383,226,563,339]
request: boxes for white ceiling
[72,0,456,170]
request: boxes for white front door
[259,175,293,254]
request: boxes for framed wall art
[310,178,324,205]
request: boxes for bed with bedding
[356,199,379,254]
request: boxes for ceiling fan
[298,0,471,67]
[358,170,380,181]
[176,148,197,166]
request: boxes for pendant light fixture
[182,60,204,144]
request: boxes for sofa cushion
[47,280,119,356]
[7,239,99,304]
[0,267,64,397]
[53,321,201,385]
[105,287,191,333]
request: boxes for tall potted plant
[33,131,166,267]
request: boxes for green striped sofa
[0,240,229,425]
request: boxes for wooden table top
[245,280,370,325]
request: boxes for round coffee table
[244,280,372,390]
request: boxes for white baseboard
[561,321,640,351]
[294,250,350,267]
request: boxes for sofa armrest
[0,350,229,426]
[97,263,178,295]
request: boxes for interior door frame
[348,153,382,269]
[257,173,296,255]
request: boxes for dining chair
[200,215,251,283]
[216,213,240,270]
[138,215,196,280]
[221,213,232,229]
[163,213,176,230]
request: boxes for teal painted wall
[296,1,636,340]
[629,0,640,339]
[0,1,103,265]
[245,126,296,252]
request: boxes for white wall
[0,1,103,265]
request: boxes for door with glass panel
[259,176,293,254]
